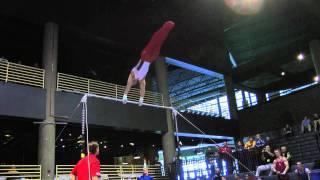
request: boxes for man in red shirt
[218,141,232,154]
[70,141,101,180]
[123,21,175,106]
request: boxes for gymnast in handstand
[122,21,175,106]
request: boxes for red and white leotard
[132,21,175,80]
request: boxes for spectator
[282,124,293,136]
[212,168,226,180]
[70,141,101,180]
[138,168,153,180]
[244,137,256,150]
[236,140,244,151]
[255,145,275,177]
[255,134,266,148]
[294,161,311,180]
[272,149,289,180]
[312,113,320,132]
[281,146,292,164]
[301,116,311,133]
[219,141,232,154]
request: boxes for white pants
[131,60,150,81]
[256,163,273,176]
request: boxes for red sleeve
[71,163,78,175]
[91,160,101,177]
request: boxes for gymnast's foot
[122,94,127,104]
[138,97,144,106]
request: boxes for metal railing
[56,165,167,180]
[57,73,164,106]
[0,165,41,179]
[0,59,45,88]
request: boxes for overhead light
[122,162,128,165]
[60,139,63,142]
[121,145,124,148]
[314,75,319,82]
[297,53,305,61]
[129,143,135,146]
[69,133,72,137]
[152,144,155,147]
[134,156,141,160]
[100,142,103,145]
[62,145,66,148]
[4,134,11,137]
[103,145,107,149]
[281,72,286,76]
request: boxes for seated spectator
[244,137,256,150]
[301,116,311,133]
[294,161,311,180]
[138,168,153,180]
[281,146,292,164]
[282,124,293,136]
[255,145,275,177]
[255,134,266,148]
[236,140,244,151]
[272,149,289,180]
[219,141,232,154]
[312,113,320,132]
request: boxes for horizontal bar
[85,93,173,110]
[33,122,68,125]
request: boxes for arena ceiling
[0,0,320,92]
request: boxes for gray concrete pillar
[309,40,320,77]
[154,57,176,173]
[256,91,266,104]
[38,22,59,180]
[224,76,238,119]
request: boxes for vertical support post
[224,75,238,119]
[155,57,176,178]
[38,22,58,180]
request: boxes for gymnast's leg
[123,72,137,104]
[138,78,146,106]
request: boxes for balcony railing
[57,73,164,106]
[56,165,167,180]
[0,59,45,88]
[0,165,41,180]
[0,59,164,106]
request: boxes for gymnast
[122,21,175,106]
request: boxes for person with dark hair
[122,21,175,106]
[294,161,311,180]
[255,145,275,177]
[219,141,232,154]
[280,146,292,165]
[282,124,293,137]
[272,149,289,180]
[236,140,244,151]
[70,141,101,180]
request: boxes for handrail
[57,73,164,106]
[56,165,167,180]
[0,59,45,88]
[0,165,41,180]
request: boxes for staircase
[271,132,320,164]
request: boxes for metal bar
[5,62,9,82]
